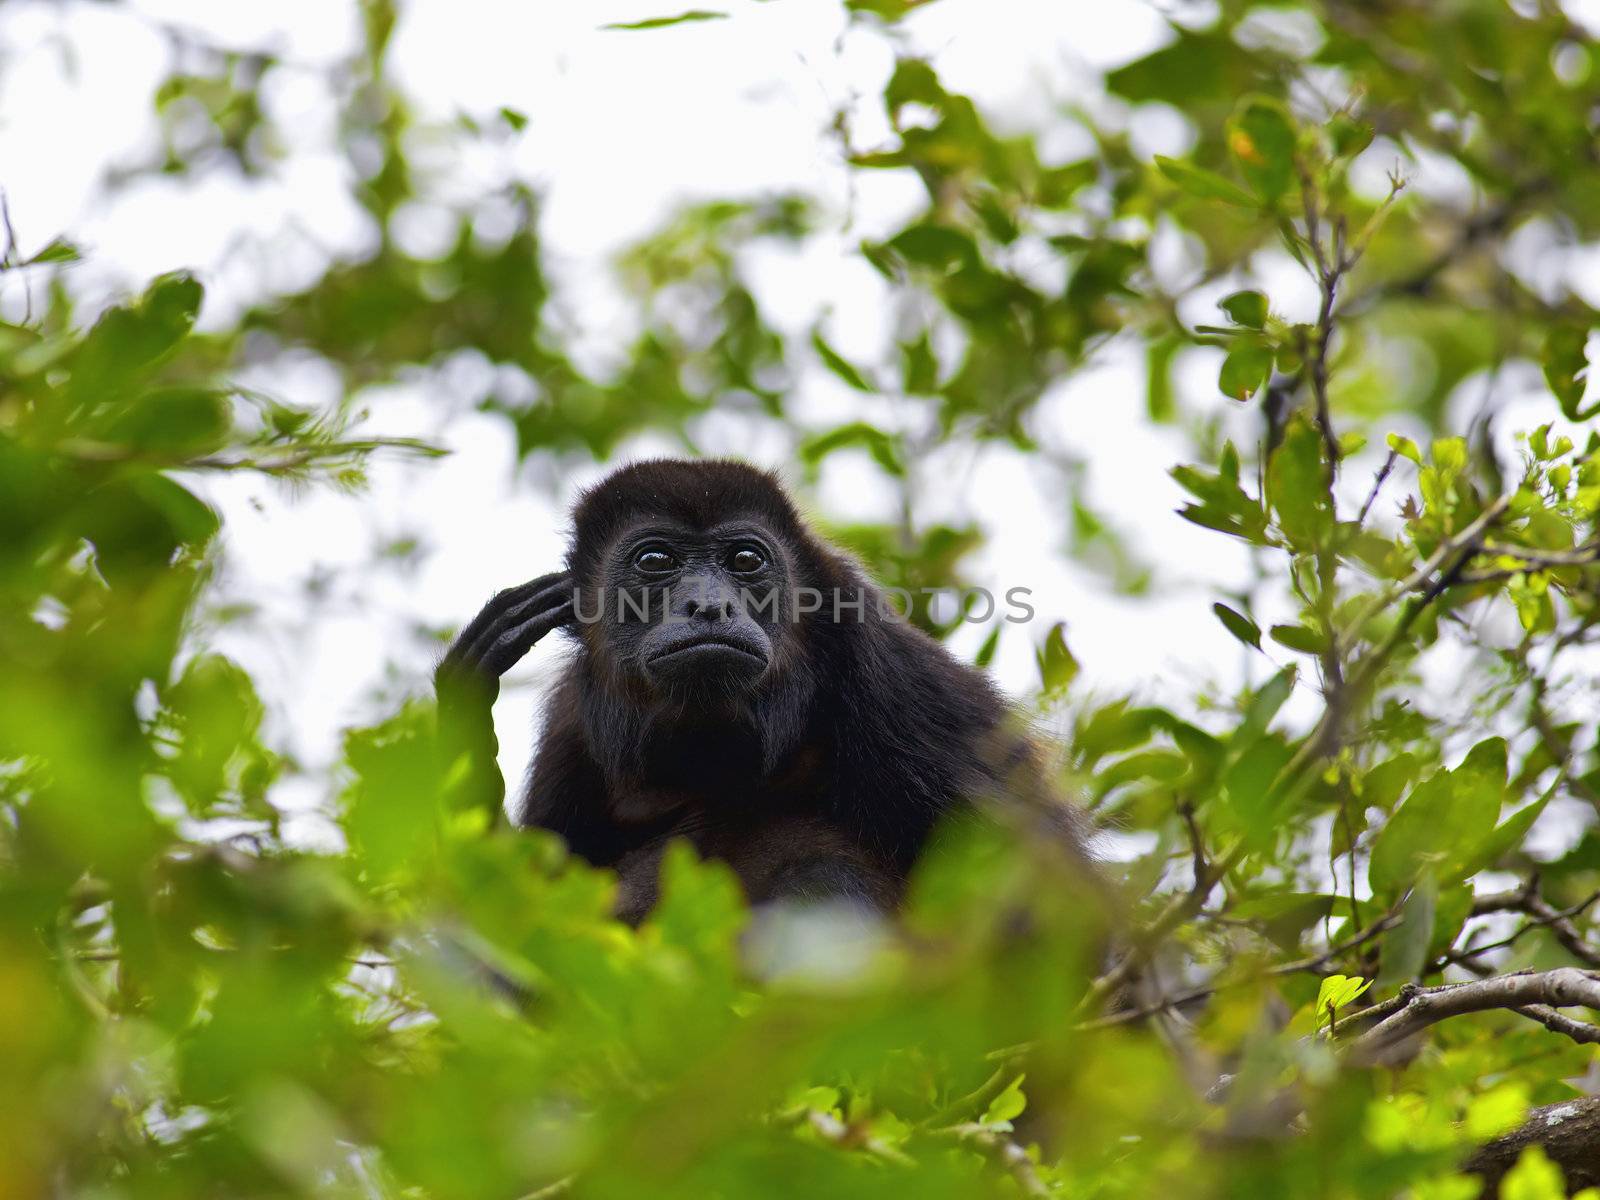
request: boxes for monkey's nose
[684,595,736,621]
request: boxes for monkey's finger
[481,601,575,677]
[456,579,578,671]
[451,570,570,651]
[450,570,572,655]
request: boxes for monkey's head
[567,459,823,701]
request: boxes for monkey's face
[590,519,794,696]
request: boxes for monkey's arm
[435,571,574,816]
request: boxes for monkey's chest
[609,737,827,823]
[603,747,870,920]
[609,808,891,923]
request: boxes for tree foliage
[4,1,1600,1196]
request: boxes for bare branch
[1511,1004,1600,1045]
[1347,968,1600,1065]
[1469,886,1600,970]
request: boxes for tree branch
[1078,911,1401,1031]
[1082,496,1511,1018]
[935,1124,1049,1198]
[1346,968,1600,1065]
[1463,1096,1600,1195]
[1471,886,1600,970]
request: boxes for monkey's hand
[435,570,575,815]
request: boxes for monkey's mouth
[648,638,766,667]
[644,631,771,682]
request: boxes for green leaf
[1036,622,1078,695]
[70,271,204,398]
[1501,1145,1573,1200]
[811,329,873,392]
[1315,972,1372,1024]
[1361,753,1419,813]
[1368,739,1506,896]
[1431,436,1468,476]
[1146,335,1178,422]
[1230,891,1338,948]
[1458,792,1551,878]
[1218,342,1273,401]
[1328,115,1375,158]
[1466,1083,1532,1144]
[1386,432,1422,465]
[1036,159,1098,208]
[1076,702,1162,762]
[1268,416,1333,548]
[886,223,980,271]
[1542,324,1600,420]
[974,625,1000,668]
[1097,749,1189,789]
[1154,156,1257,208]
[1377,875,1436,988]
[1105,29,1257,106]
[1218,289,1268,329]
[983,1074,1027,1126]
[799,422,904,476]
[900,333,938,394]
[97,387,233,456]
[602,10,727,30]
[1239,666,1296,741]
[846,0,936,18]
[1268,623,1325,655]
[1223,735,1294,847]
[1227,96,1297,203]
[884,57,943,110]
[1213,602,1261,650]
[22,237,81,266]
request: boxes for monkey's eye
[634,548,677,574]
[729,546,766,574]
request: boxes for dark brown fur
[502,459,1089,917]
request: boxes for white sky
[3,0,1592,847]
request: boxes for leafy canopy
[4,1,1600,1197]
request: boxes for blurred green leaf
[811,329,874,392]
[1219,341,1273,400]
[1212,602,1261,650]
[1227,97,1296,204]
[1218,289,1268,329]
[602,10,727,30]
[1155,156,1256,207]
[1036,622,1078,695]
[1542,324,1599,420]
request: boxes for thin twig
[783,1108,916,1167]
[1355,447,1400,528]
[1078,912,1400,1031]
[935,1124,1050,1198]
[1179,799,1209,899]
[1082,500,1510,1018]
[1334,493,1513,659]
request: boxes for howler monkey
[435,458,1089,922]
